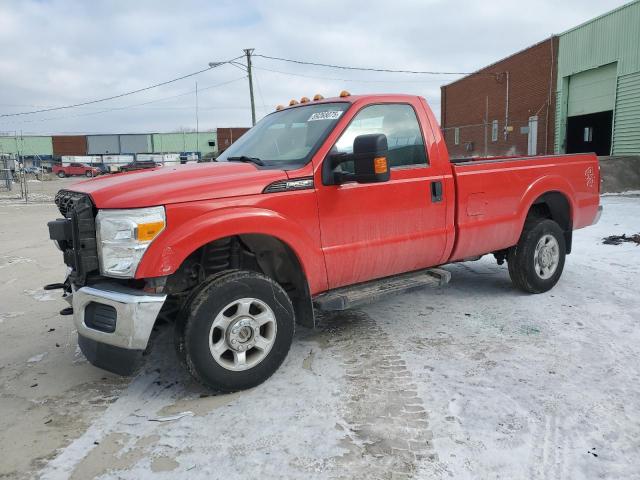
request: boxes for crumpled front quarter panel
[135,189,329,295]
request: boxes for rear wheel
[177,270,295,392]
[57,171,65,178]
[508,218,566,293]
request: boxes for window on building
[583,127,593,143]
[491,120,499,142]
[454,127,460,145]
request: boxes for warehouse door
[565,63,617,156]
[566,110,613,155]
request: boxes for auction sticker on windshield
[308,111,344,121]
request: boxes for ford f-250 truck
[47,93,601,392]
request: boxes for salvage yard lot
[1,182,639,479]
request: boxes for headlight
[96,206,165,278]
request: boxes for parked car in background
[52,163,101,178]
[94,163,110,175]
[119,160,160,172]
[23,166,42,175]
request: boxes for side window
[333,104,428,170]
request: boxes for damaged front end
[46,190,166,375]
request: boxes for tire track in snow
[319,310,439,479]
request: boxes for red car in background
[52,163,101,178]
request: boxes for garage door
[567,63,617,117]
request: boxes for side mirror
[326,133,390,185]
[352,133,390,184]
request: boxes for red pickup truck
[52,163,101,178]
[47,93,601,391]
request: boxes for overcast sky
[0,0,630,135]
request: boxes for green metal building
[555,0,640,155]
[152,132,217,156]
[0,132,218,157]
[0,135,53,156]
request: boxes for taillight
[598,163,602,194]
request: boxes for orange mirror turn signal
[374,157,388,174]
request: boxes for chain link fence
[0,153,213,204]
[0,155,68,203]
[441,116,555,159]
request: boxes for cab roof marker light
[289,99,299,106]
[313,94,324,101]
[300,96,310,103]
[339,90,351,98]
[275,104,284,111]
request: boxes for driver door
[315,101,448,289]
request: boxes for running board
[313,268,451,312]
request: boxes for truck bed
[448,153,600,262]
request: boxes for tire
[179,270,295,392]
[85,171,93,177]
[57,171,65,178]
[508,218,566,293]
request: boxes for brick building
[440,37,558,159]
[216,127,250,153]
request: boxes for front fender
[135,205,328,294]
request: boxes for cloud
[0,0,629,134]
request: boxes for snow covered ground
[1,192,639,479]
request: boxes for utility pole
[484,95,489,157]
[244,48,256,126]
[504,71,510,141]
[195,81,199,156]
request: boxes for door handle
[431,180,443,203]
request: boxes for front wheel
[85,171,93,177]
[508,218,566,293]
[177,270,295,392]
[57,171,65,178]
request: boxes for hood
[69,162,287,209]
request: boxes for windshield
[216,102,350,168]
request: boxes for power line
[254,53,492,76]
[0,55,243,119]
[253,65,446,84]
[1,77,247,125]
